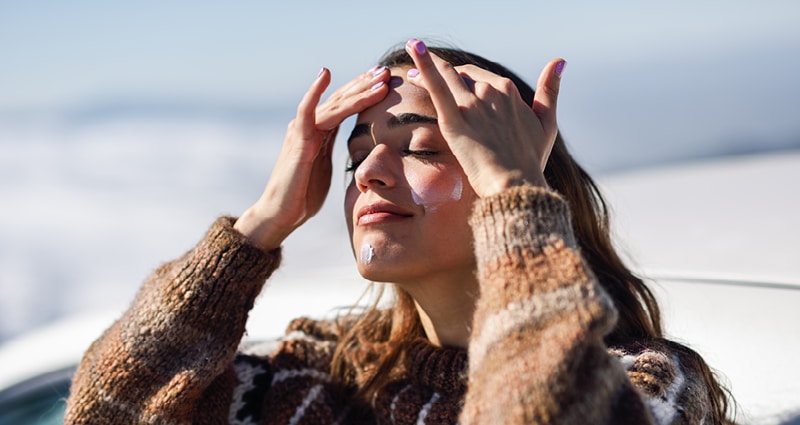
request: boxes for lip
[357,202,413,225]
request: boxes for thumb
[532,58,566,140]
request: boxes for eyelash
[344,159,363,173]
[404,149,437,157]
[345,150,438,173]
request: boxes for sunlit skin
[235,39,564,348]
[344,71,480,346]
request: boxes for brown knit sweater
[65,186,713,424]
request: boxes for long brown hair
[331,45,735,423]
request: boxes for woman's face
[344,69,478,284]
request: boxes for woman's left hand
[403,39,565,198]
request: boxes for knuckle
[543,82,560,98]
[287,119,299,132]
[497,77,516,93]
[473,82,491,98]
[437,60,456,73]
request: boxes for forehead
[355,70,436,124]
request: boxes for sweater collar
[404,338,468,395]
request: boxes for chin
[356,263,391,283]
[355,260,415,286]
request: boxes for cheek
[406,167,465,212]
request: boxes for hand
[235,66,390,250]
[404,39,565,197]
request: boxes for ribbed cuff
[118,217,284,384]
[470,185,576,263]
[177,216,282,322]
[202,216,282,284]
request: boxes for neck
[401,270,478,349]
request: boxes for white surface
[652,278,800,424]
[601,152,800,424]
[0,267,370,391]
[0,311,117,390]
[601,151,800,283]
[2,152,798,423]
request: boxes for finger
[532,58,566,140]
[315,66,390,130]
[403,39,465,122]
[296,68,333,138]
[454,64,524,100]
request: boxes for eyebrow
[347,113,438,145]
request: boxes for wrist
[480,169,548,197]
[509,172,549,191]
[233,207,288,251]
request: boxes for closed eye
[403,149,438,157]
[347,150,438,172]
[403,149,439,164]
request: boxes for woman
[65,39,734,424]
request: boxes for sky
[2,1,799,171]
[0,0,800,171]
[2,2,797,105]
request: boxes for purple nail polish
[407,68,420,78]
[371,66,387,77]
[407,38,426,55]
[367,65,379,74]
[371,81,385,91]
[414,40,427,55]
[317,67,325,78]
[554,60,566,77]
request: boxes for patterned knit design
[65,216,280,425]
[464,186,648,425]
[370,340,467,424]
[65,187,714,425]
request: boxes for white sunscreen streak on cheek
[360,244,375,265]
[408,172,433,211]
[411,187,438,212]
[450,175,463,201]
[411,189,424,207]
[408,172,462,212]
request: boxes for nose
[353,144,398,193]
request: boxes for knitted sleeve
[461,186,711,425]
[65,217,281,425]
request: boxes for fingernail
[317,67,325,78]
[415,40,427,55]
[407,38,426,55]
[554,60,567,77]
[371,81,385,91]
[371,66,387,77]
[389,76,403,88]
[407,68,420,78]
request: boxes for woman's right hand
[235,66,390,250]
[403,39,564,198]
